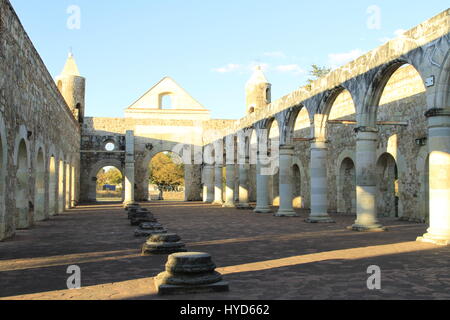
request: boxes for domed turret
[245,66,271,115]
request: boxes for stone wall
[0,0,81,240]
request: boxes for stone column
[238,162,250,208]
[212,140,224,205]
[275,145,297,217]
[254,152,272,213]
[124,130,135,205]
[306,140,334,223]
[213,165,223,205]
[203,165,215,203]
[350,128,384,231]
[418,111,450,245]
[223,135,236,207]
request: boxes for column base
[222,202,236,208]
[348,223,386,232]
[417,233,450,246]
[212,201,224,206]
[254,207,272,214]
[275,209,299,217]
[236,203,252,209]
[305,216,335,223]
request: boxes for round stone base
[348,224,386,232]
[222,202,236,208]
[417,233,450,246]
[254,207,272,214]
[305,216,335,223]
[275,210,299,217]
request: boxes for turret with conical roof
[55,52,86,124]
[245,66,271,115]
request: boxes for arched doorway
[268,119,279,206]
[58,159,65,214]
[148,152,185,201]
[292,164,303,208]
[16,140,30,229]
[337,157,356,214]
[34,148,45,221]
[0,122,6,238]
[48,156,57,216]
[376,153,399,218]
[96,166,124,202]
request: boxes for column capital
[424,108,450,118]
[354,126,378,133]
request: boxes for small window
[159,94,173,109]
[249,106,255,114]
[105,142,116,152]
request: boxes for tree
[96,167,122,188]
[306,64,331,86]
[149,153,185,199]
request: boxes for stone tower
[55,53,86,124]
[245,66,271,114]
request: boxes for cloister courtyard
[0,202,449,300]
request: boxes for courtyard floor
[0,202,449,300]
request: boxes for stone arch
[57,152,65,214]
[362,59,427,127]
[142,145,187,201]
[0,115,7,239]
[282,104,311,146]
[88,159,124,202]
[48,152,57,216]
[376,152,400,218]
[292,157,308,209]
[65,159,72,209]
[267,118,280,205]
[337,158,356,215]
[14,127,31,230]
[416,146,430,223]
[34,144,46,222]
[434,48,450,110]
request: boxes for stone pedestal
[134,222,167,237]
[306,141,334,223]
[127,207,148,220]
[350,129,385,231]
[155,252,229,295]
[275,146,298,217]
[124,202,140,210]
[142,233,187,255]
[417,111,450,245]
[131,210,157,226]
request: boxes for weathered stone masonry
[0,0,81,240]
[1,0,450,248]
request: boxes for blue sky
[10,0,448,120]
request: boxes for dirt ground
[0,201,449,300]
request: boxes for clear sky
[9,0,448,120]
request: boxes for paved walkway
[0,202,449,300]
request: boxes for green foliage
[96,167,123,186]
[149,152,185,190]
[306,64,331,87]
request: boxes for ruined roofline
[202,8,450,143]
[1,0,81,131]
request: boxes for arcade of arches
[0,1,450,250]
